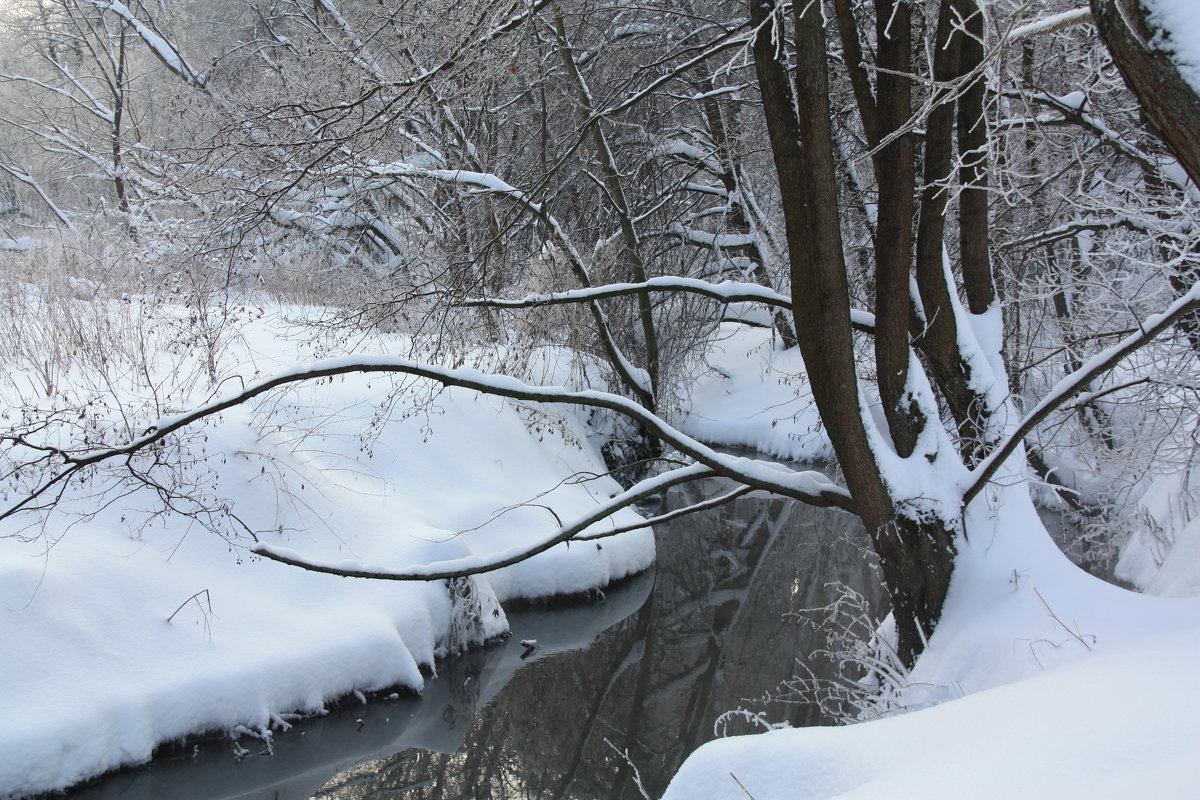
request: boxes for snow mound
[663,624,1199,799]
[665,479,1200,799]
[0,309,652,799]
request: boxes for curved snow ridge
[0,523,652,800]
[3,623,424,799]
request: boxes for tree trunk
[750,0,956,667]
[1092,0,1200,188]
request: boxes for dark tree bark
[956,0,994,314]
[869,0,922,458]
[1091,0,1200,188]
[912,0,993,463]
[1093,0,1200,366]
[750,0,957,667]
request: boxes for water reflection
[67,479,885,800]
[312,479,884,800]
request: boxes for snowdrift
[0,308,652,798]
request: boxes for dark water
[66,480,884,800]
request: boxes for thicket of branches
[3,0,1200,665]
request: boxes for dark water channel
[66,479,885,800]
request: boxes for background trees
[3,0,1200,668]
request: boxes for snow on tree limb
[87,1,204,87]
[1,356,854,527]
[252,463,718,581]
[0,162,77,231]
[1005,7,1093,42]
[462,278,878,332]
[965,283,1200,505]
[366,163,658,405]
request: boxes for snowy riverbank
[0,306,653,799]
[664,406,1200,798]
[5,307,1200,799]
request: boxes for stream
[65,478,886,800]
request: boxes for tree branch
[253,463,721,580]
[2,356,854,524]
[964,284,1200,505]
[462,278,881,332]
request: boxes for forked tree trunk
[750,0,957,668]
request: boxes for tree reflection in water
[314,478,885,800]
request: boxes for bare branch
[579,484,758,539]
[253,463,721,580]
[462,277,879,333]
[965,284,1200,505]
[1,357,854,525]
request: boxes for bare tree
[5,0,1200,674]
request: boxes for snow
[1005,6,1093,42]
[89,1,201,86]
[663,625,1200,800]
[1145,0,1200,94]
[0,237,40,252]
[6,306,1200,799]
[665,474,1200,799]
[661,323,1200,799]
[0,306,652,799]
[680,323,832,462]
[1116,468,1200,596]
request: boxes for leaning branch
[2,357,854,524]
[578,484,757,539]
[0,162,77,231]
[254,463,720,580]
[464,277,792,310]
[1004,7,1092,42]
[964,284,1200,504]
[462,277,878,333]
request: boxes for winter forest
[2,0,1199,797]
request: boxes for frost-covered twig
[966,285,1200,505]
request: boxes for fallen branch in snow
[1032,586,1094,652]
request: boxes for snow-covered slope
[664,472,1200,799]
[680,323,831,461]
[0,307,652,799]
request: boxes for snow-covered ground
[4,301,1200,800]
[0,305,652,799]
[664,333,1200,800]
[665,488,1200,798]
[680,323,830,462]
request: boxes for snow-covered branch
[2,357,854,525]
[1004,7,1092,42]
[964,284,1200,505]
[462,278,878,332]
[0,162,76,231]
[87,1,206,88]
[464,277,792,311]
[252,463,719,580]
